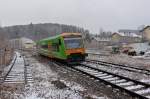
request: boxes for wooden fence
[0,48,14,74]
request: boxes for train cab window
[64,37,83,49]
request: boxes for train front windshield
[64,37,83,49]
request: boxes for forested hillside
[3,23,91,41]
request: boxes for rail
[86,59,150,75]
[54,61,150,99]
[86,52,109,56]
[23,55,33,84]
[0,52,17,83]
[23,56,28,84]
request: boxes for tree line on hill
[2,23,92,42]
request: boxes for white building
[10,37,35,49]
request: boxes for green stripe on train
[36,35,67,60]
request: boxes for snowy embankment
[20,55,105,99]
[22,59,83,99]
[88,53,150,69]
[1,51,107,99]
[87,52,150,84]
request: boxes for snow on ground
[13,53,108,99]
[21,58,85,99]
[2,50,133,99]
[83,61,150,82]
[86,51,150,84]
[125,85,144,90]
[88,53,150,69]
[135,88,150,95]
[60,80,85,91]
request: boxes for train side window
[41,44,48,49]
[52,44,59,52]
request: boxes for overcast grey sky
[0,0,150,33]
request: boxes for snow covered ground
[23,54,109,99]
[22,60,84,99]
[87,52,150,69]
[0,52,107,99]
[2,50,142,99]
[87,51,150,84]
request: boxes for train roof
[60,33,82,37]
[37,33,82,43]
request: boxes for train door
[48,42,53,57]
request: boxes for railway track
[0,52,33,84]
[86,59,150,75]
[54,61,150,99]
[24,55,34,84]
[86,52,109,56]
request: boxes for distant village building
[10,37,35,49]
[111,32,142,45]
[87,36,111,49]
[94,37,111,46]
[140,26,150,41]
[10,38,21,49]
[21,37,35,49]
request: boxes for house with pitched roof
[140,26,150,41]
[111,32,142,44]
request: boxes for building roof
[118,29,140,34]
[20,37,35,44]
[140,26,150,32]
[60,32,81,37]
